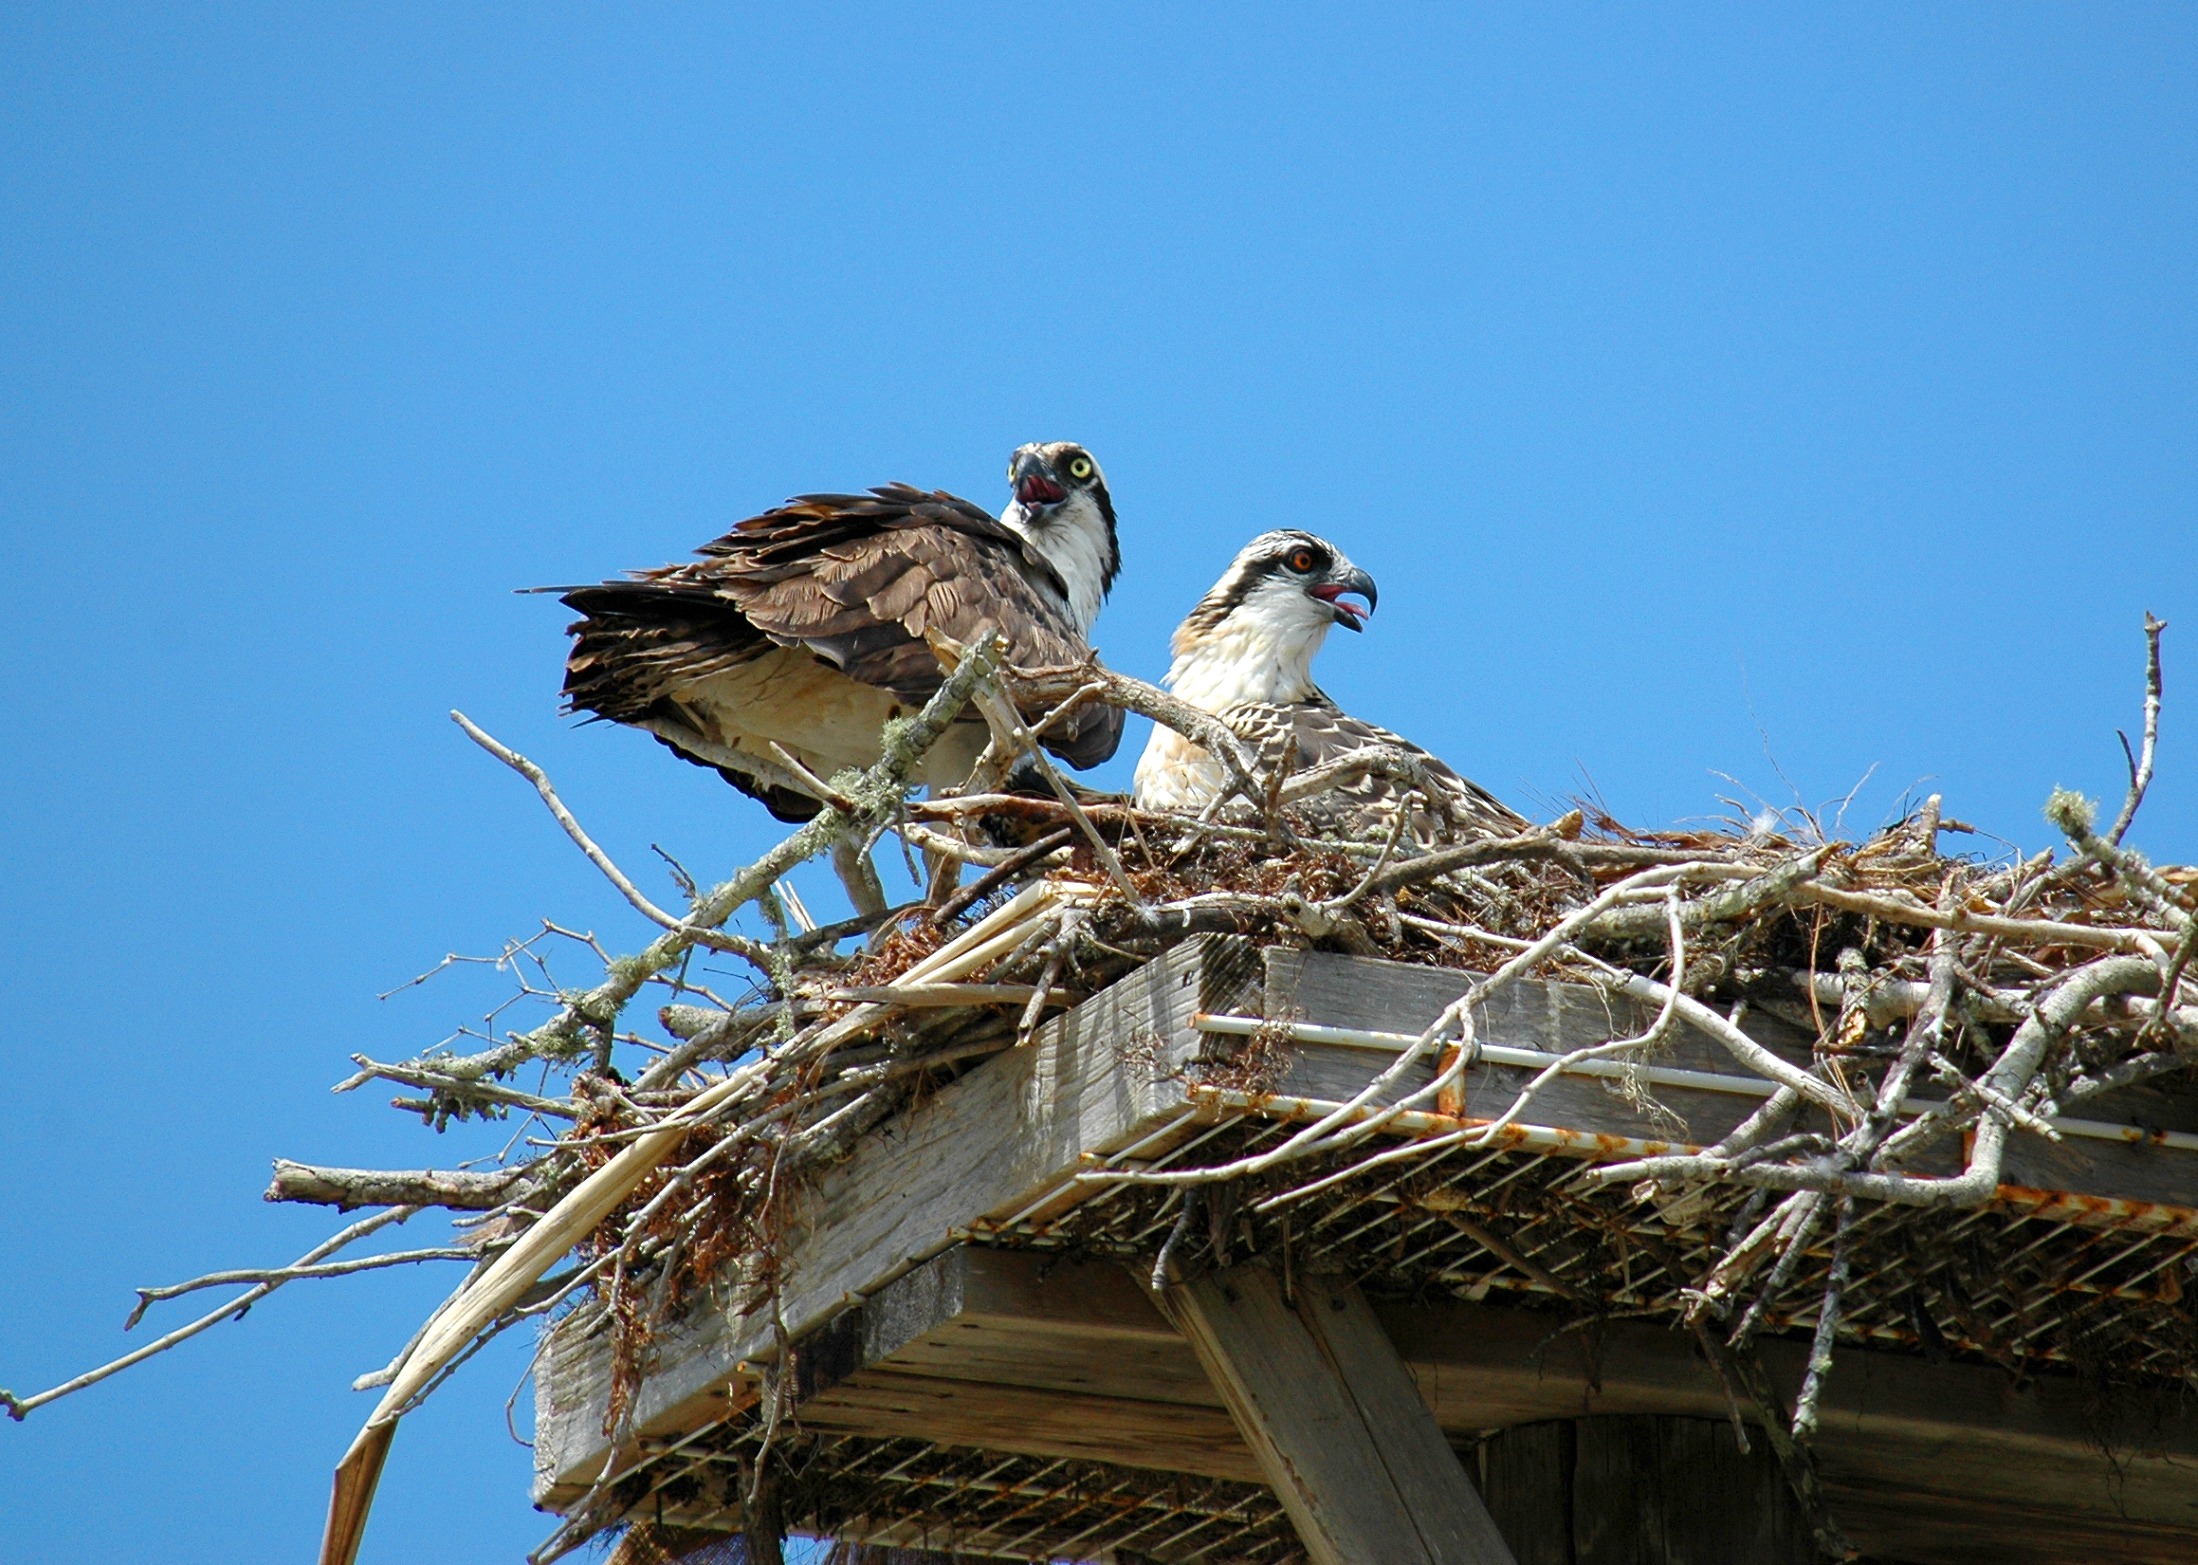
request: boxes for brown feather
[558,484,1122,805]
[1224,695,1527,842]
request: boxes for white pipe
[1192,1013,2198,1155]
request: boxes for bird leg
[830,834,889,921]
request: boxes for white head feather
[998,440,1120,636]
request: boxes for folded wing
[561,485,1122,820]
[1224,694,1529,842]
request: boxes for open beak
[1011,451,1065,509]
[1310,564,1377,632]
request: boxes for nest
[11,623,2193,1565]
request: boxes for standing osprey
[1133,530,1525,840]
[560,442,1123,905]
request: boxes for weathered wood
[1473,1418,1819,1565]
[1263,947,2198,1209]
[263,1159,525,1211]
[774,1247,2198,1565]
[1473,1421,1572,1565]
[1158,1262,1518,1565]
[534,937,1255,1500]
[800,1368,1262,1482]
[1571,1417,1815,1565]
[537,942,2198,1557]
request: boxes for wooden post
[1159,1263,1518,1565]
[1473,1417,1818,1565]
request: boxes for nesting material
[10,623,2191,1565]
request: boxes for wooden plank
[1385,1288,2198,1513]
[1471,1421,1572,1565]
[1259,946,1869,1160]
[863,1315,1222,1409]
[539,941,2198,1519]
[1159,1262,1517,1565]
[1565,1416,1815,1565]
[554,1244,2198,1562]
[799,1368,1262,1483]
[1815,1481,2198,1565]
[779,1248,2198,1564]
[532,937,1248,1502]
[1263,947,2198,1210]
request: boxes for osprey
[560,442,1123,906]
[1133,530,1525,841]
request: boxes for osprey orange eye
[1289,549,1317,572]
[1068,456,1093,479]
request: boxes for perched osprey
[560,442,1123,904]
[1133,530,1525,841]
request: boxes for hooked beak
[1310,564,1377,632]
[1011,450,1065,510]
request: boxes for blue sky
[2,7,2192,1561]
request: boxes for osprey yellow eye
[1068,456,1094,480]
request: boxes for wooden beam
[532,936,1259,1499]
[536,938,2198,1539]
[1158,1262,1517,1565]
[778,1247,2198,1565]
[800,1368,1262,1483]
[1262,947,2198,1209]
[1476,1417,1820,1565]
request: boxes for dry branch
[13,612,2189,1565]
[265,1160,532,1212]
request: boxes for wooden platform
[535,937,2198,1563]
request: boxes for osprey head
[1178,529,1376,639]
[1001,440,1120,636]
[1165,530,1378,708]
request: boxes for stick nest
[17,622,2192,1565]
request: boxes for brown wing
[560,485,1123,770]
[1223,696,1527,840]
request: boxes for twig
[339,1056,578,1121]
[2,1207,417,1421]
[1009,661,1268,813]
[452,712,776,971]
[808,982,1063,1008]
[1097,864,1710,1190]
[128,1247,477,1325]
[1323,796,1413,915]
[1790,1195,1855,1444]
[492,637,1010,1081]
[1584,961,1860,1119]
[765,742,861,814]
[969,684,1145,908]
[1694,1323,1858,1559]
[2106,612,2166,845]
[316,637,1015,1565]
[1791,883,2165,952]
[1929,1051,2063,1142]
[926,826,1073,927]
[1148,1189,1203,1290]
[1440,1210,1577,1298]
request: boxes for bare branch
[1008,660,1268,813]
[968,682,1145,908]
[453,710,778,971]
[264,1160,530,1212]
[129,1248,476,1324]
[2,1207,417,1422]
[2106,612,2166,845]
